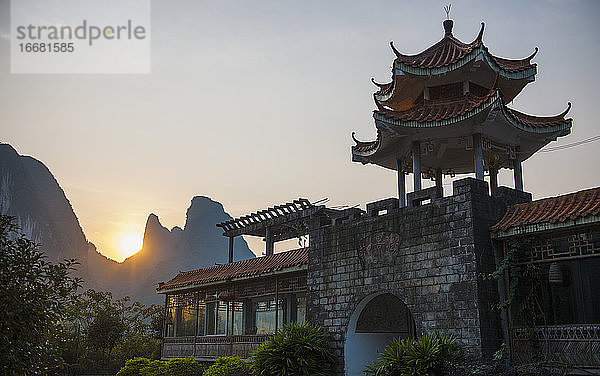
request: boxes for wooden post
[397,159,406,208]
[514,152,523,191]
[274,276,279,332]
[265,227,274,256]
[489,167,498,195]
[435,168,443,197]
[412,141,422,191]
[193,291,199,358]
[473,134,484,181]
[228,236,234,263]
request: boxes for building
[157,19,599,375]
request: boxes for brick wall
[306,178,531,375]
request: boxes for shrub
[251,322,336,376]
[116,357,152,376]
[167,357,202,376]
[203,356,251,376]
[364,332,463,376]
[116,357,200,376]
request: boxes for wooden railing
[162,335,270,360]
[511,324,600,368]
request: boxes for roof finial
[443,4,453,35]
[444,4,452,20]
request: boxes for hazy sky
[1,0,599,261]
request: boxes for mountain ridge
[0,143,255,304]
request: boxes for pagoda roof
[352,85,572,172]
[369,85,571,132]
[389,21,537,78]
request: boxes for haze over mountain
[0,143,254,304]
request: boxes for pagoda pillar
[397,159,406,208]
[514,151,524,191]
[435,168,443,196]
[489,167,498,195]
[412,141,422,191]
[473,134,484,181]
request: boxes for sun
[118,232,143,259]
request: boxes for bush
[167,357,202,376]
[364,332,463,376]
[203,356,251,376]
[117,357,152,376]
[116,357,200,376]
[251,322,336,376]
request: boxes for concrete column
[265,227,274,256]
[489,167,498,196]
[514,153,524,192]
[397,159,406,208]
[228,236,234,263]
[473,134,484,181]
[435,168,443,196]
[412,141,422,191]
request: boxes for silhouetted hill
[0,143,97,284]
[0,143,255,304]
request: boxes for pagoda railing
[162,334,270,360]
[511,325,600,368]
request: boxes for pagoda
[352,19,572,206]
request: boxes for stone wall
[306,178,531,375]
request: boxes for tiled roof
[491,187,600,233]
[375,90,496,123]
[351,132,379,153]
[394,32,482,69]
[157,248,308,292]
[391,22,535,73]
[505,103,572,129]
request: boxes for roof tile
[491,187,600,233]
[157,248,308,292]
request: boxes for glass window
[175,300,197,337]
[206,301,216,335]
[277,296,288,327]
[296,294,306,324]
[231,301,245,335]
[197,300,206,336]
[217,301,228,335]
[165,306,175,337]
[255,298,276,334]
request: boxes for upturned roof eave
[351,94,572,164]
[393,47,537,80]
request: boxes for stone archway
[344,293,415,376]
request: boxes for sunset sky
[1,0,599,261]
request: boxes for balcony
[162,334,270,360]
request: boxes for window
[255,298,276,334]
[205,300,228,335]
[165,293,197,337]
[296,294,306,324]
[511,257,600,325]
[231,301,245,335]
[197,300,206,336]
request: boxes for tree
[0,215,81,375]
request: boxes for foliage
[364,333,463,376]
[116,357,201,376]
[0,215,81,375]
[60,289,163,373]
[203,356,251,376]
[251,322,336,376]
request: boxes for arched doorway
[344,293,415,376]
